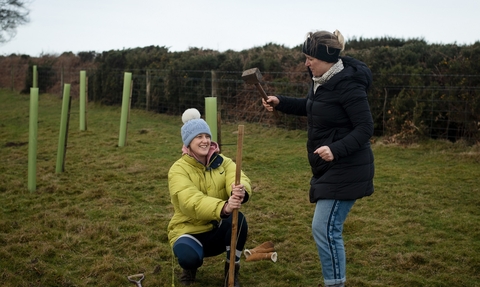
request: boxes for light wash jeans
[312,199,356,286]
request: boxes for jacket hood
[338,56,372,91]
[182,141,220,165]
[307,56,372,92]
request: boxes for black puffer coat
[276,56,374,202]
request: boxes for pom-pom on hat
[181,108,212,147]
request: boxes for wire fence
[1,66,479,143]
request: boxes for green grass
[1,89,479,287]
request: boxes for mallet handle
[254,83,280,118]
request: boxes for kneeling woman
[167,108,251,287]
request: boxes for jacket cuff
[220,201,230,218]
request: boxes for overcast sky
[1,0,479,57]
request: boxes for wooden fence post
[146,70,151,111]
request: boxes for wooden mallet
[241,68,280,118]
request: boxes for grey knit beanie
[181,108,212,147]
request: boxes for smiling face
[304,54,334,77]
[188,133,211,161]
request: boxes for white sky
[1,0,479,57]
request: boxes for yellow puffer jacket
[167,152,251,247]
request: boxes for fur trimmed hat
[181,108,212,147]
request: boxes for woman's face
[304,54,334,77]
[189,133,211,157]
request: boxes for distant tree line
[0,37,479,143]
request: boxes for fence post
[128,79,133,124]
[217,112,222,151]
[146,70,150,111]
[60,66,64,96]
[11,66,14,91]
[211,70,218,97]
[32,65,38,88]
[86,75,89,120]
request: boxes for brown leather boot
[223,262,240,287]
[179,268,197,286]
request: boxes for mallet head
[242,68,263,84]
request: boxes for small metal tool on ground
[127,273,145,287]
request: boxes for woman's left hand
[314,146,334,162]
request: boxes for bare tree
[0,0,30,43]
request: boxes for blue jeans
[312,199,355,286]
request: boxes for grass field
[0,89,479,287]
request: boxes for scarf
[312,59,344,93]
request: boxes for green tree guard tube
[205,97,218,142]
[56,84,71,173]
[28,88,39,192]
[118,72,132,147]
[79,71,86,131]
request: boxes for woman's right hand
[225,196,242,213]
[262,96,279,111]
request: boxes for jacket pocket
[309,129,337,176]
[310,156,335,176]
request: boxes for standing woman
[168,108,251,287]
[263,30,374,287]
